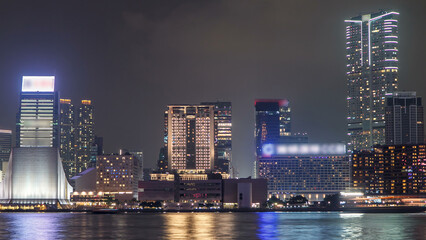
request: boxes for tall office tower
[59,99,75,179]
[16,76,59,148]
[75,100,95,174]
[0,130,12,170]
[345,11,399,152]
[165,105,215,171]
[385,92,424,145]
[201,101,232,173]
[255,99,290,156]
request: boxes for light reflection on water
[0,212,424,239]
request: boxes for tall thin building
[0,130,12,170]
[59,99,75,179]
[201,101,232,173]
[16,76,59,148]
[75,100,95,174]
[385,92,424,145]
[279,100,291,137]
[165,105,215,171]
[345,11,399,152]
[255,99,291,156]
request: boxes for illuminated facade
[16,76,60,148]
[75,100,95,174]
[201,102,232,173]
[96,153,139,199]
[0,148,72,205]
[352,145,426,195]
[165,105,215,171]
[59,99,75,179]
[258,143,350,201]
[0,130,12,170]
[385,92,424,145]
[255,99,291,156]
[345,11,399,152]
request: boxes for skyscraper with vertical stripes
[345,11,399,152]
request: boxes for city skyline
[1,1,426,177]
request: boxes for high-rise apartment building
[0,130,12,170]
[385,92,424,145]
[75,100,95,174]
[345,11,399,152]
[201,101,232,173]
[59,99,75,179]
[16,76,60,148]
[165,105,215,171]
[255,99,291,156]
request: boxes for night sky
[0,1,425,177]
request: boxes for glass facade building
[345,11,399,152]
[385,92,424,145]
[255,99,291,157]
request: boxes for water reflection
[257,212,279,239]
[0,212,423,239]
[2,213,68,239]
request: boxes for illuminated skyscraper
[75,100,95,174]
[345,11,399,152]
[0,130,12,170]
[255,99,291,156]
[165,105,214,171]
[16,76,59,148]
[201,101,232,173]
[59,99,75,179]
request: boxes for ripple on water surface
[0,212,424,239]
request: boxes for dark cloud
[0,0,425,177]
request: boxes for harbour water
[0,212,424,239]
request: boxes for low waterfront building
[96,153,140,201]
[0,148,73,206]
[70,167,96,193]
[258,143,350,201]
[138,177,267,208]
[352,144,426,195]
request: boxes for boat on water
[91,208,119,214]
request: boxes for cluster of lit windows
[258,155,350,191]
[96,155,138,192]
[168,106,214,170]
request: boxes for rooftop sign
[22,76,55,92]
[262,143,346,157]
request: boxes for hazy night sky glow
[0,1,425,177]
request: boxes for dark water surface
[0,212,424,239]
